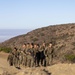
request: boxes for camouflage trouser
[22,56,27,66]
[13,57,16,67]
[19,55,23,65]
[48,55,52,65]
[44,56,49,66]
[27,55,34,67]
[13,57,20,68]
[8,59,13,66]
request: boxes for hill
[0,23,75,63]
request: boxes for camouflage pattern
[47,43,54,65]
[7,42,54,68]
[7,53,13,66]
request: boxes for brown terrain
[0,52,75,75]
[0,52,19,75]
[0,23,75,75]
[0,23,75,63]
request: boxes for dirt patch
[0,52,75,75]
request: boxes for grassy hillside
[0,23,75,63]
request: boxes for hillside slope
[0,23,75,63]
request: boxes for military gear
[46,46,54,65]
[7,53,13,66]
[39,46,45,66]
[35,49,40,66]
[7,42,54,68]
[26,48,34,67]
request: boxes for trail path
[0,52,75,75]
[0,52,19,75]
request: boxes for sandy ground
[0,52,19,75]
[0,52,75,75]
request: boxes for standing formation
[7,42,54,69]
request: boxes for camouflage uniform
[12,48,20,68]
[44,47,49,66]
[20,49,27,66]
[47,46,54,65]
[7,53,13,66]
[19,50,23,65]
[26,45,34,67]
[23,53,27,67]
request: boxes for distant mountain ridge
[0,23,75,63]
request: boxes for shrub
[41,28,45,31]
[0,47,12,53]
[32,38,39,42]
[57,44,66,51]
[65,54,75,63]
[40,33,45,36]
[56,33,69,40]
[30,36,33,39]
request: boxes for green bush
[57,44,66,51]
[32,38,39,42]
[40,33,45,36]
[0,47,12,53]
[65,54,75,63]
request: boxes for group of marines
[7,42,54,69]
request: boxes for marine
[47,42,54,65]
[34,44,40,67]
[7,53,13,66]
[26,43,34,67]
[39,42,46,66]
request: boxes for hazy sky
[0,0,75,29]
